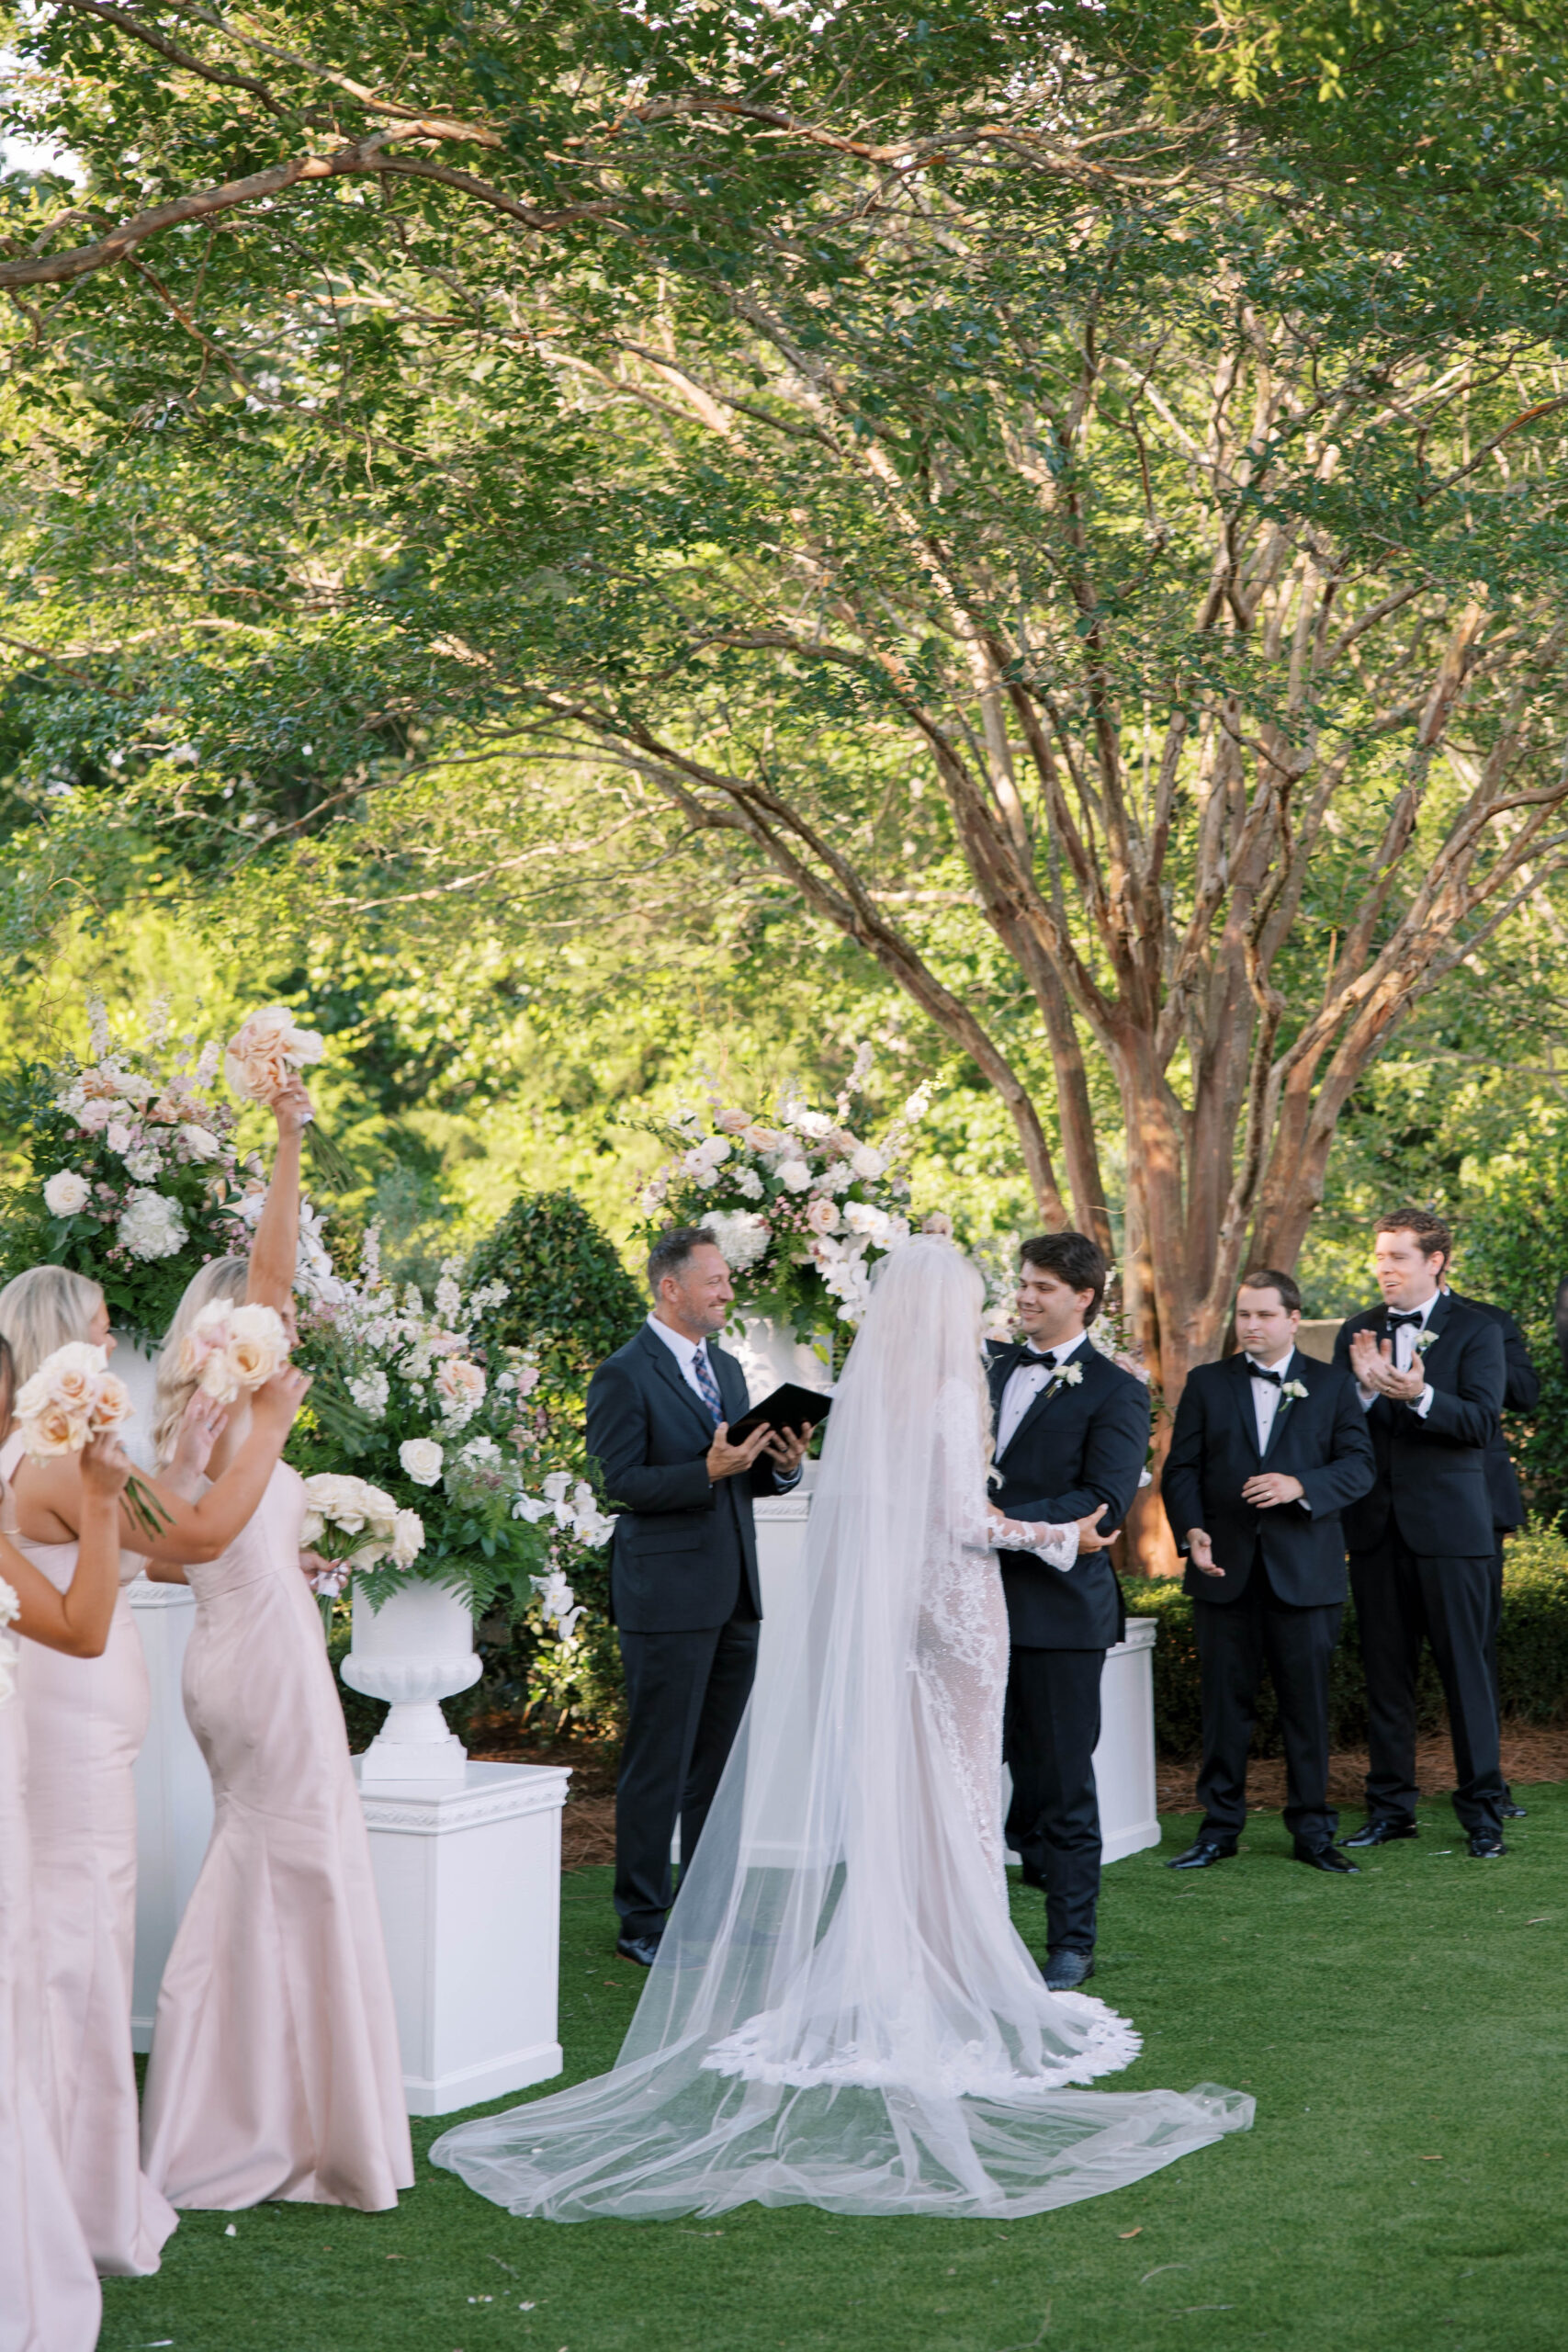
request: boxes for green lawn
[104,1791,1568,2352]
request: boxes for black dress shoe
[1340,1819,1417,1849]
[1165,1839,1236,1871]
[1467,1833,1508,1859]
[615,1933,663,1967]
[1042,1949,1096,1991]
[1502,1800,1528,1820]
[1294,1840,1360,1874]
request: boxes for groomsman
[987,1233,1149,1992]
[1161,1271,1375,1873]
[1332,1210,1508,1856]
[1444,1284,1540,1820]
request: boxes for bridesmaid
[0,1268,307,2278]
[141,1080,413,2212]
[0,1386,128,2352]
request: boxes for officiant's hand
[1187,1528,1225,1577]
[761,1422,813,1477]
[706,1420,775,1481]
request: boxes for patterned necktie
[691,1341,723,1426]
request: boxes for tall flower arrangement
[636,1048,950,1339]
[0,1000,343,1340]
[290,1230,615,1634]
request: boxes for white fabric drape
[433,1238,1251,2220]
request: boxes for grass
[103,1791,1568,2352]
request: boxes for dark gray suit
[1332,1293,1506,1837]
[986,1339,1149,1956]
[1164,1349,1374,1847]
[587,1322,785,1938]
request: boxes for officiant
[586,1227,812,1966]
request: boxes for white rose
[43,1170,90,1216]
[399,1437,444,1487]
[851,1145,886,1180]
[805,1196,840,1236]
[118,1188,187,1261]
[107,1120,135,1155]
[179,1123,223,1161]
[389,1508,425,1567]
[777,1159,812,1193]
[793,1110,832,1140]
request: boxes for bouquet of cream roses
[299,1471,424,1631]
[225,1004,352,1188]
[15,1341,170,1535]
[175,1298,291,1404]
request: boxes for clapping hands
[1349,1328,1426,1403]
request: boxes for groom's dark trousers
[1332,1295,1506,1838]
[1162,1351,1374,1848]
[987,1341,1149,1957]
[587,1324,782,1940]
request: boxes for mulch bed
[474,1718,1568,1864]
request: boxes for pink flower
[435,1358,486,1411]
[806,1196,840,1236]
[225,1004,326,1103]
[715,1107,751,1135]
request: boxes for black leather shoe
[1340,1819,1417,1849]
[1165,1839,1236,1871]
[1467,1833,1508,1859]
[615,1933,663,1967]
[1502,1800,1528,1820]
[1294,1840,1360,1874]
[1043,1949,1096,1991]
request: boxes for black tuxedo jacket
[1446,1292,1540,1533]
[1330,1293,1505,1559]
[1161,1349,1375,1608]
[586,1324,777,1634]
[985,1338,1149,1651]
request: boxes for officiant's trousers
[1004,1646,1103,1955]
[614,1600,759,1939]
[1349,1534,1504,1838]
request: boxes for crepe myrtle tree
[7,0,1568,1446]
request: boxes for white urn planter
[341,1580,482,1785]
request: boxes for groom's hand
[706,1420,774,1481]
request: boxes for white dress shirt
[1358,1289,1439,1419]
[1245,1347,1294,1453]
[996,1327,1089,1459]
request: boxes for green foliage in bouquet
[0,1007,255,1346]
[465,1190,644,1441]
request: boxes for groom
[987,1233,1150,1992]
[587,1227,810,1965]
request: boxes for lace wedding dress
[433,1238,1251,2220]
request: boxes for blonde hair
[153,1257,249,1464]
[0,1266,107,1390]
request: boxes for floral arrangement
[175,1299,290,1403]
[290,1231,615,1632]
[635,1046,953,1338]
[225,1003,352,1188]
[14,1341,168,1534]
[2,999,342,1343]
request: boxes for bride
[433,1237,1250,2219]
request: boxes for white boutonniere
[1414,1329,1438,1357]
[1045,1361,1085,1394]
[1281,1378,1308,1402]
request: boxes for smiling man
[1332,1210,1508,1859]
[1162,1270,1375,1874]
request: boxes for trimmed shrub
[1137,1519,1568,1758]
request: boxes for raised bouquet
[0,999,344,1343]
[635,1046,952,1338]
[290,1230,615,1629]
[224,1003,353,1189]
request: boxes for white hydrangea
[118,1188,187,1261]
[732,1164,764,1200]
[706,1209,771,1273]
[124,1147,164,1182]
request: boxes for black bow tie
[1247,1363,1283,1387]
[1386,1310,1425,1329]
[1024,1346,1061,1369]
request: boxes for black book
[728,1382,832,1444]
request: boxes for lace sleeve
[931,1375,991,1550]
[1030,1521,1080,1572]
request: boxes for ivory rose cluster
[175,1299,290,1405]
[224,1004,326,1105]
[15,1343,133,1462]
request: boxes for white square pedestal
[130,1577,215,2052]
[355,1759,571,2118]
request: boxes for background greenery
[104,1814,1568,2352]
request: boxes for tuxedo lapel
[1226,1351,1264,1463]
[1259,1347,1303,1464]
[637,1325,718,1441]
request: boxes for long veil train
[432,1238,1252,2220]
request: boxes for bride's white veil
[432,1238,1250,2219]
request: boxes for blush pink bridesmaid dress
[0,1430,178,2278]
[0,1603,102,2352]
[141,1460,413,2210]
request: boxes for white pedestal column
[128,1578,216,2051]
[355,1760,570,2117]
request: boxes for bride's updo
[152,1257,249,1464]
